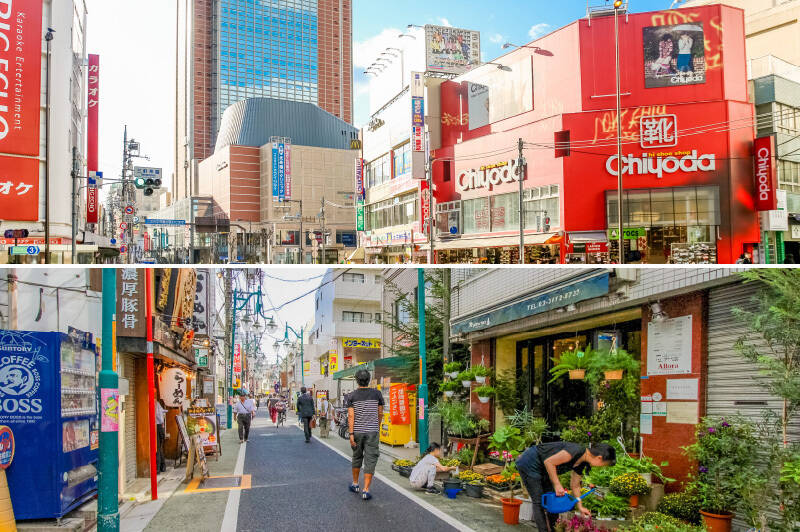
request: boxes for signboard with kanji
[0,156,39,221]
[116,269,145,337]
[389,384,410,425]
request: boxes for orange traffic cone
[0,469,16,532]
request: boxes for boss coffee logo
[0,334,44,415]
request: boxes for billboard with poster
[424,25,481,75]
[467,82,490,130]
[643,23,706,88]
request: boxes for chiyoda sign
[0,0,43,156]
[605,151,716,179]
[754,136,777,212]
[457,158,524,192]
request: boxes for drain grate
[200,476,242,490]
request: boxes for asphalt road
[235,419,462,532]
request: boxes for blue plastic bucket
[445,488,461,499]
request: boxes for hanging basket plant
[457,370,475,389]
[444,361,462,380]
[475,385,495,404]
[549,347,594,383]
[472,365,490,385]
[440,380,461,398]
[587,348,639,385]
[604,369,624,380]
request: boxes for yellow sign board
[342,338,381,349]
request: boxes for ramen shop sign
[457,158,524,192]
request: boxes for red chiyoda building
[432,4,759,265]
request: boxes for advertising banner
[0,155,39,221]
[390,384,410,425]
[419,180,431,236]
[467,82,490,130]
[329,339,338,373]
[188,407,217,452]
[272,142,279,201]
[285,142,292,200]
[342,338,381,349]
[754,136,778,212]
[86,54,100,224]
[643,23,706,89]
[424,25,481,75]
[194,347,209,368]
[278,142,286,201]
[0,1,43,156]
[354,158,365,200]
[100,388,119,432]
[412,97,425,151]
[233,343,242,380]
[303,361,310,377]
[356,200,365,232]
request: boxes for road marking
[313,436,475,532]
[221,434,248,532]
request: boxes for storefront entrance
[608,226,718,265]
[437,244,560,265]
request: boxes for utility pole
[442,268,451,363]
[121,126,128,265]
[518,138,526,264]
[98,270,119,531]
[44,28,54,264]
[417,268,429,455]
[71,147,79,264]
[224,270,233,429]
[614,3,625,265]
[320,197,326,264]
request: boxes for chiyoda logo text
[457,159,524,192]
[605,151,716,179]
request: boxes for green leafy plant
[494,368,527,416]
[549,347,595,383]
[453,445,486,466]
[656,491,702,525]
[476,418,490,434]
[439,380,461,393]
[683,415,760,516]
[457,369,474,383]
[472,364,490,377]
[621,512,704,532]
[475,385,495,398]
[443,361,462,374]
[488,426,526,459]
[610,472,650,497]
[588,348,639,384]
[583,492,630,519]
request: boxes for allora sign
[754,136,777,211]
[605,151,716,179]
[457,158,524,192]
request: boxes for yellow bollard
[0,469,16,532]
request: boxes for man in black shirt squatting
[516,441,616,532]
[346,368,385,501]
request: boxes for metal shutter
[707,282,798,529]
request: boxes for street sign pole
[98,269,119,531]
[417,268,429,455]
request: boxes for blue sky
[352,0,674,125]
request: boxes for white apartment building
[308,269,383,399]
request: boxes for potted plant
[444,361,462,379]
[440,380,460,398]
[549,347,595,382]
[472,364,490,384]
[589,348,639,382]
[475,385,495,403]
[683,416,759,532]
[457,369,474,389]
[465,479,484,498]
[501,463,523,525]
[610,472,650,508]
[489,426,526,524]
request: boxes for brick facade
[317,0,352,124]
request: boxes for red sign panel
[233,344,242,373]
[86,55,100,224]
[389,384,410,425]
[0,2,43,156]
[419,180,431,236]
[586,242,609,254]
[0,155,38,220]
[754,136,777,212]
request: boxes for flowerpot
[628,453,640,460]
[461,380,473,388]
[642,483,664,511]
[475,375,486,384]
[639,472,652,486]
[700,511,734,532]
[464,483,484,498]
[444,391,455,398]
[604,369,624,380]
[443,479,462,491]
[478,396,490,403]
[501,498,523,525]
[568,370,586,380]
[399,466,413,478]
[629,494,639,508]
[447,372,459,379]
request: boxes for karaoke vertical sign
[86,54,100,224]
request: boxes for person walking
[318,395,333,438]
[233,393,256,443]
[154,398,167,473]
[516,441,616,532]
[296,387,315,443]
[346,369,384,501]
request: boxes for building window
[394,299,409,325]
[606,186,721,228]
[366,153,391,188]
[393,142,412,178]
[524,185,560,231]
[342,272,365,283]
[342,311,372,323]
[365,192,418,231]
[779,160,800,194]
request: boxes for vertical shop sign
[419,180,431,235]
[390,384,410,425]
[411,72,427,180]
[329,339,338,373]
[0,1,43,156]
[86,54,100,224]
[272,141,279,201]
[754,136,778,211]
[193,269,209,336]
[355,158,365,231]
[233,344,242,389]
[284,141,292,200]
[116,269,145,337]
[278,142,286,201]
[0,156,39,221]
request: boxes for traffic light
[543,212,551,232]
[134,175,162,197]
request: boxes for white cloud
[528,23,551,40]
[489,33,505,44]
[438,17,452,27]
[353,27,403,69]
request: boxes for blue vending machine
[0,330,99,520]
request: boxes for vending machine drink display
[0,330,98,520]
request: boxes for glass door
[546,335,591,431]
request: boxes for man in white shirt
[233,394,256,443]
[155,399,167,472]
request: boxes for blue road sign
[110,238,117,245]
[144,218,186,227]
[9,246,39,256]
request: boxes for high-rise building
[175,0,353,202]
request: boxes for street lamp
[486,62,513,72]
[282,324,304,386]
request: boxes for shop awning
[332,356,408,380]
[346,247,366,262]
[569,231,608,243]
[422,233,558,251]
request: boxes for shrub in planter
[549,347,595,382]
[610,472,650,507]
[457,369,474,388]
[683,416,759,528]
[465,480,484,498]
[488,426,525,463]
[444,361,462,379]
[588,348,639,383]
[507,407,549,447]
[620,512,705,532]
[475,385,495,403]
[583,492,630,520]
[457,470,484,483]
[656,491,702,525]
